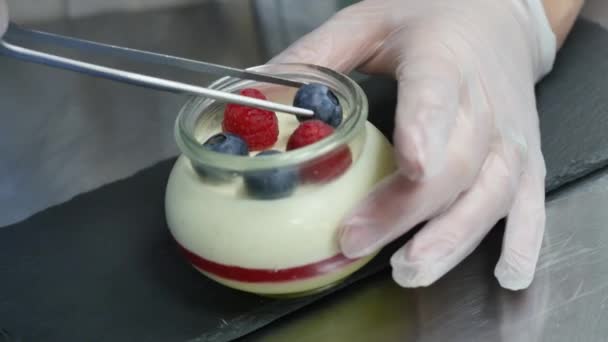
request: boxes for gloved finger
[0,0,8,37]
[339,107,489,258]
[495,147,546,290]
[390,138,525,287]
[392,55,463,180]
[338,172,458,259]
[268,1,392,72]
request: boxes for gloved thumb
[269,2,391,73]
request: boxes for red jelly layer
[177,243,360,283]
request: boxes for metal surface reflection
[243,170,608,341]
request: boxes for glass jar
[165,64,396,297]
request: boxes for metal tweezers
[0,23,314,117]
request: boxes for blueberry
[293,83,343,128]
[193,132,249,181]
[244,150,299,199]
[202,132,249,155]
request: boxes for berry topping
[239,88,266,100]
[286,120,352,183]
[202,132,249,156]
[244,150,299,199]
[223,88,279,151]
[302,148,352,183]
[286,119,335,150]
[293,83,343,128]
[193,132,249,181]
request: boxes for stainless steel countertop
[244,170,608,341]
[2,1,608,341]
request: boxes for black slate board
[1,18,607,342]
[536,20,608,192]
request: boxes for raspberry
[286,120,334,150]
[287,120,352,183]
[222,88,279,151]
[303,147,352,183]
[239,88,266,100]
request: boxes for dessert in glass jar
[165,64,396,297]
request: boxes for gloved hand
[271,0,556,290]
[0,0,7,37]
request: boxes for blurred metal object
[252,0,341,58]
[251,0,369,83]
[5,24,305,89]
[6,0,208,24]
[0,24,313,117]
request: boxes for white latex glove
[0,0,7,37]
[271,0,556,290]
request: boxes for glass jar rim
[175,63,368,171]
